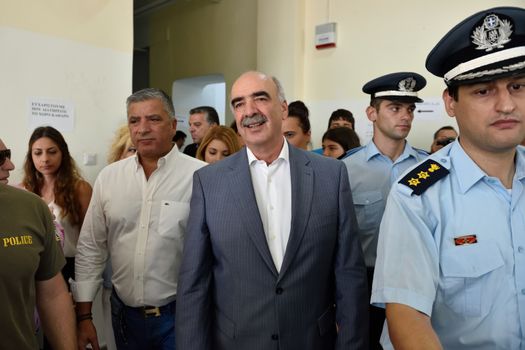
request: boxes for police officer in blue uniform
[372,7,525,349]
[342,72,428,349]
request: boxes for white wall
[0,2,132,347]
[258,0,524,150]
[1,1,133,184]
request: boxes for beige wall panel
[301,0,525,148]
[148,0,257,123]
[0,0,132,52]
[1,1,133,184]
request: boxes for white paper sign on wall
[28,97,75,132]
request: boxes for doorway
[171,74,226,144]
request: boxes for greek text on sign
[28,97,75,132]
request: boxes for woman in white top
[22,126,92,285]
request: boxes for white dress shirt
[247,140,292,272]
[72,145,205,307]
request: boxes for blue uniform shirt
[311,147,323,155]
[372,141,525,349]
[342,141,428,267]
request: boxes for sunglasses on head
[0,149,11,166]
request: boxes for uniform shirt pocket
[440,242,504,317]
[157,200,190,239]
[352,191,383,230]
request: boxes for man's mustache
[241,114,267,127]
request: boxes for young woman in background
[22,126,92,284]
[196,125,242,164]
[322,127,361,159]
[282,100,311,150]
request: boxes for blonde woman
[196,125,242,164]
[107,124,136,163]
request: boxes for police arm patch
[398,159,449,195]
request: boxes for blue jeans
[110,290,176,350]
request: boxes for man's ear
[282,100,289,120]
[442,89,456,118]
[170,118,178,137]
[366,105,377,122]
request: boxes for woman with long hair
[196,125,242,164]
[22,126,92,284]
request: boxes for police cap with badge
[426,6,525,86]
[362,72,426,103]
[400,6,525,196]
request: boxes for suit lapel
[228,150,279,277]
[278,147,313,281]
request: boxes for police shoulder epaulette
[398,159,449,195]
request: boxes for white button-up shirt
[247,140,291,272]
[72,146,205,307]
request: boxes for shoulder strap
[398,159,449,195]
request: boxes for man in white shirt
[176,71,368,350]
[73,88,205,350]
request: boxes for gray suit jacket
[176,145,368,350]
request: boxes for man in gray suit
[176,71,368,350]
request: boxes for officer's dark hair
[190,106,220,126]
[370,98,383,111]
[288,100,311,134]
[328,108,355,129]
[447,86,460,101]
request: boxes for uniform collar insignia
[471,14,513,52]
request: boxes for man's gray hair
[126,88,175,119]
[271,76,286,103]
